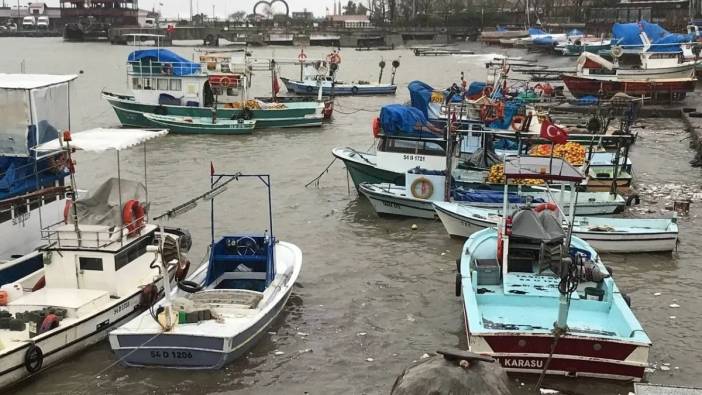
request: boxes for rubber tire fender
[455,273,462,297]
[351,86,359,95]
[178,280,203,293]
[25,344,43,374]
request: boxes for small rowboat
[143,113,256,135]
[433,201,679,253]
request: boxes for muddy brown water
[1,38,700,394]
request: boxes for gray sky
[39,1,337,18]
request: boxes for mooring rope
[305,157,337,188]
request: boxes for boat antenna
[63,131,82,246]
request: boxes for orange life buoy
[175,258,190,282]
[122,200,146,237]
[63,200,73,224]
[219,76,232,88]
[372,117,381,137]
[483,86,494,97]
[511,115,526,131]
[542,83,554,96]
[534,202,559,213]
[533,83,544,96]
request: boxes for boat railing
[128,60,201,77]
[40,213,147,250]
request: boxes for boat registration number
[402,154,425,162]
[501,357,544,369]
[150,350,193,359]
[382,201,401,209]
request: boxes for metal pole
[210,169,215,247]
[117,150,123,247]
[143,141,148,209]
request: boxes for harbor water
[1,38,701,394]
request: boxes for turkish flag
[272,75,280,96]
[540,118,568,145]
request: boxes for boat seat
[190,288,263,309]
[212,255,267,264]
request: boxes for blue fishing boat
[0,74,77,285]
[109,172,302,369]
[456,156,650,381]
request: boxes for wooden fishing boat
[143,113,255,135]
[434,202,678,253]
[280,76,397,96]
[109,173,302,369]
[583,165,633,192]
[457,156,650,381]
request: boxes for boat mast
[64,131,82,246]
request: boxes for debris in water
[357,332,367,336]
[298,349,313,354]
[459,360,470,369]
[406,314,416,322]
[670,316,677,319]
[653,292,661,296]
[366,357,374,362]
[274,351,285,356]
[420,353,430,360]
[268,331,277,335]
[411,224,418,230]
[296,331,308,337]
[441,252,446,256]
[661,365,671,371]
[670,303,680,308]
[540,389,560,394]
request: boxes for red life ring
[533,83,544,95]
[63,200,73,224]
[511,115,526,131]
[122,200,146,237]
[329,53,341,64]
[534,202,559,213]
[372,117,381,137]
[483,86,494,97]
[298,51,307,62]
[175,258,190,282]
[480,104,498,123]
[219,76,232,88]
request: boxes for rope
[94,331,164,379]
[305,157,337,188]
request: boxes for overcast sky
[38,1,340,18]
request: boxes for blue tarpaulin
[467,82,487,97]
[379,104,440,138]
[568,29,584,37]
[528,28,547,36]
[487,101,522,129]
[453,188,546,203]
[533,36,557,46]
[408,80,435,119]
[612,20,692,52]
[128,49,201,76]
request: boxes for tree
[357,3,369,15]
[229,10,246,21]
[343,1,358,15]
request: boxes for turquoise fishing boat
[103,49,325,129]
[456,156,650,381]
[143,113,256,134]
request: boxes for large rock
[391,355,511,395]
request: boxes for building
[292,10,313,20]
[326,14,372,28]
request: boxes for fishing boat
[0,129,193,390]
[457,155,650,381]
[434,202,678,253]
[0,74,77,285]
[143,114,256,135]
[102,49,325,129]
[480,27,529,45]
[109,172,302,369]
[280,76,397,96]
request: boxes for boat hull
[359,184,437,219]
[142,115,255,135]
[332,148,405,188]
[561,74,696,99]
[281,78,397,96]
[467,331,648,381]
[103,92,323,129]
[0,287,157,390]
[434,203,496,237]
[572,229,677,253]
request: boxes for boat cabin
[127,49,247,108]
[203,235,275,293]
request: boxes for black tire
[455,273,461,297]
[351,86,359,95]
[455,258,461,274]
[242,108,253,120]
[306,85,314,93]
[25,344,43,374]
[178,280,203,293]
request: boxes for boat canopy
[503,156,584,182]
[511,209,565,243]
[612,20,691,52]
[528,28,547,36]
[66,177,147,227]
[408,80,463,119]
[127,49,201,76]
[35,128,168,152]
[379,104,441,138]
[1,74,78,158]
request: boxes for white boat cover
[576,52,614,71]
[0,74,78,90]
[34,128,168,152]
[67,177,147,226]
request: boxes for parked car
[22,16,36,29]
[36,16,49,29]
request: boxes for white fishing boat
[109,172,302,369]
[0,129,192,390]
[434,202,678,253]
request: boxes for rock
[390,355,511,395]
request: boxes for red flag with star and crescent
[540,118,568,145]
